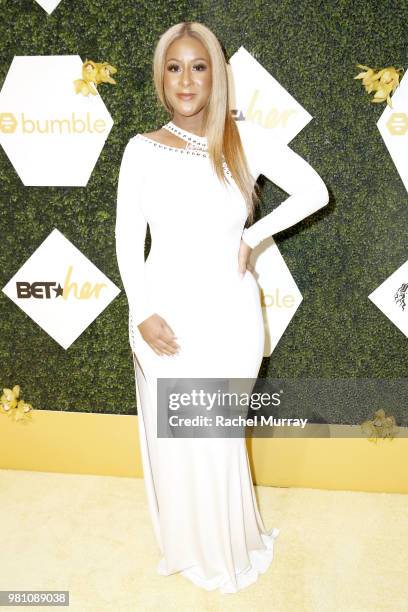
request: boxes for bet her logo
[16,265,108,301]
[0,112,107,134]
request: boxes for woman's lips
[177,93,196,100]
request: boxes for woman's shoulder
[120,134,153,174]
[135,128,187,149]
[122,130,165,157]
[137,129,163,142]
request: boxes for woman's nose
[180,69,192,87]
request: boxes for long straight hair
[152,21,260,224]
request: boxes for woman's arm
[240,123,329,249]
[115,138,155,327]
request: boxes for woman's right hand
[138,313,181,356]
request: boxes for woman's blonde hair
[152,21,260,224]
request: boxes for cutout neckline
[136,120,208,154]
[162,120,207,148]
[134,126,232,178]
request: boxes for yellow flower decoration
[96,62,117,85]
[354,64,404,108]
[74,59,118,96]
[1,385,33,424]
[360,408,397,443]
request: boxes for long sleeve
[240,122,329,249]
[115,137,155,327]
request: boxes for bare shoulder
[140,128,186,149]
[141,129,163,142]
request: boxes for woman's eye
[167,63,207,72]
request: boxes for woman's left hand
[238,238,254,278]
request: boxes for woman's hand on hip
[238,238,254,278]
[138,313,180,356]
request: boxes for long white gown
[115,119,329,593]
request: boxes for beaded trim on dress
[135,121,232,178]
[162,121,208,151]
[135,134,209,157]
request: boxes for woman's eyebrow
[166,57,208,62]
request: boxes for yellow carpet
[0,469,407,611]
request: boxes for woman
[115,21,329,593]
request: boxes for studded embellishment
[135,120,232,178]
[129,311,136,353]
[136,134,209,157]
[164,121,209,152]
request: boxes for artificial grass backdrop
[0,0,406,422]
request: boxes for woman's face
[163,36,212,120]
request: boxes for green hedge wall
[0,0,406,423]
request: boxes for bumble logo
[0,112,107,135]
[0,113,18,133]
[261,288,295,309]
[386,113,408,136]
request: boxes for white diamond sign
[34,0,63,15]
[0,55,113,186]
[228,46,314,356]
[2,228,120,349]
[229,46,313,143]
[251,238,303,356]
[368,259,408,338]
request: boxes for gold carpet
[0,469,407,611]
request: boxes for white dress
[115,120,329,593]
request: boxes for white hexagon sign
[377,69,408,191]
[34,0,63,13]
[228,46,314,356]
[0,55,113,186]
